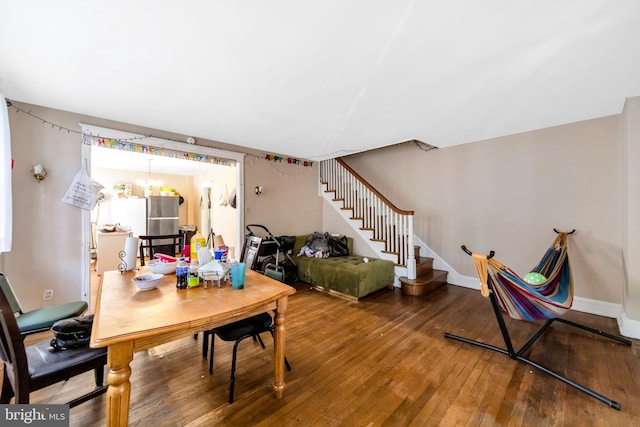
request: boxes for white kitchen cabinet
[96,231,131,275]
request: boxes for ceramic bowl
[132,273,163,290]
[147,259,178,274]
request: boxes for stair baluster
[320,158,416,279]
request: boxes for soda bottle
[176,257,188,289]
[188,259,200,288]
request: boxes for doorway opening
[79,124,245,302]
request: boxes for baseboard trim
[447,275,480,290]
[447,278,640,338]
[618,312,640,339]
[571,296,622,318]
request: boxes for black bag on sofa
[327,234,350,257]
[50,314,94,351]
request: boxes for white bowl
[147,259,178,274]
[132,273,163,290]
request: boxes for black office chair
[0,283,108,407]
[0,273,88,337]
[208,312,291,403]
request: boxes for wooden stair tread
[399,269,448,296]
[416,257,434,271]
[399,269,447,284]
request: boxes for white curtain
[0,93,12,252]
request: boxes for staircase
[398,246,448,295]
[319,158,448,295]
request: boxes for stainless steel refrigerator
[147,196,179,237]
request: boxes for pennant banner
[265,154,313,167]
[84,135,236,166]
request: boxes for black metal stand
[445,243,632,410]
[205,228,216,248]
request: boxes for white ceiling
[2,1,639,160]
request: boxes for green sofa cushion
[292,234,394,299]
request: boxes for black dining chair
[0,283,108,407]
[138,234,183,266]
[207,312,291,403]
[0,272,88,337]
[204,267,292,403]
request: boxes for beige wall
[3,98,636,320]
[242,154,322,237]
[343,115,623,304]
[3,102,321,311]
[5,103,88,310]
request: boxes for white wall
[322,199,378,258]
[191,165,239,258]
[622,96,640,319]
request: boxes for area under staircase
[319,158,448,295]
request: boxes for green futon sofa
[291,234,395,300]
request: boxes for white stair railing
[320,158,416,279]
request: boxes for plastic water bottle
[188,259,200,288]
[176,257,188,289]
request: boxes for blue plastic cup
[231,262,246,290]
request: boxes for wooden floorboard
[10,282,640,426]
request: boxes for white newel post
[407,214,416,280]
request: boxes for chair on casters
[208,312,291,403]
[0,282,108,407]
[0,273,88,337]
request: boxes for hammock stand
[444,229,632,410]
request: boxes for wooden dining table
[90,267,296,426]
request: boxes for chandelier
[136,158,164,197]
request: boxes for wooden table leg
[106,341,134,427]
[272,296,288,399]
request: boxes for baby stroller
[239,224,298,284]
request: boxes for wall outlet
[43,289,54,301]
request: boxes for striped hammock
[471,232,573,321]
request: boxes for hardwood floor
[16,281,640,426]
